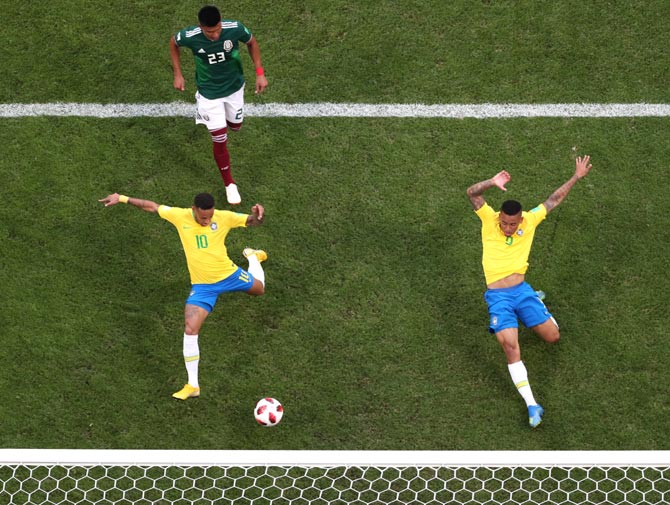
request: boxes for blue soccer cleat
[528,404,544,428]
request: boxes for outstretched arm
[543,155,593,213]
[99,193,160,213]
[246,204,265,226]
[466,170,511,210]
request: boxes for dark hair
[198,5,222,27]
[194,192,215,210]
[501,200,522,216]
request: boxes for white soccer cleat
[225,183,241,205]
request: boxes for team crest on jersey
[223,40,233,52]
[210,223,218,231]
[516,229,524,236]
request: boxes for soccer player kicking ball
[99,192,268,400]
[466,155,593,427]
[169,5,268,205]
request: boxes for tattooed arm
[543,155,593,213]
[466,170,511,210]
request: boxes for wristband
[119,195,129,204]
[255,67,265,77]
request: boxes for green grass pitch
[1,0,669,450]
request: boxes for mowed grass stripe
[1,102,670,118]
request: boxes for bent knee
[502,341,520,355]
[534,317,560,343]
[496,336,520,360]
[545,330,560,343]
[541,323,560,343]
[547,317,560,342]
[247,282,265,296]
[227,121,242,131]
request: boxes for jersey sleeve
[525,203,548,226]
[236,22,252,44]
[174,29,185,47]
[218,210,249,228]
[174,26,194,48]
[158,205,178,224]
[474,202,496,223]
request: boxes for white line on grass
[1,102,669,118]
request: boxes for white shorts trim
[195,85,245,130]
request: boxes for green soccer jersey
[175,20,253,99]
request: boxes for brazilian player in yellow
[467,155,593,427]
[99,192,267,400]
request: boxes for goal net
[1,450,669,504]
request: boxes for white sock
[508,360,537,407]
[247,254,265,286]
[183,333,200,388]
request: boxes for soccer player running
[99,192,268,400]
[170,5,268,205]
[466,155,593,427]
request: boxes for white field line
[1,102,670,118]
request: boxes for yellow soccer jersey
[158,206,248,284]
[475,202,547,285]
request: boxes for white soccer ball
[254,397,283,426]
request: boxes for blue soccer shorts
[186,267,255,313]
[484,281,552,334]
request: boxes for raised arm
[99,193,160,213]
[246,203,265,226]
[245,36,268,94]
[542,155,593,213]
[466,170,511,210]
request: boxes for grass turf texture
[1,117,669,450]
[2,1,669,104]
[1,0,670,453]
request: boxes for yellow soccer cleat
[243,248,268,263]
[172,384,200,400]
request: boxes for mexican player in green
[99,191,268,400]
[170,5,268,205]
